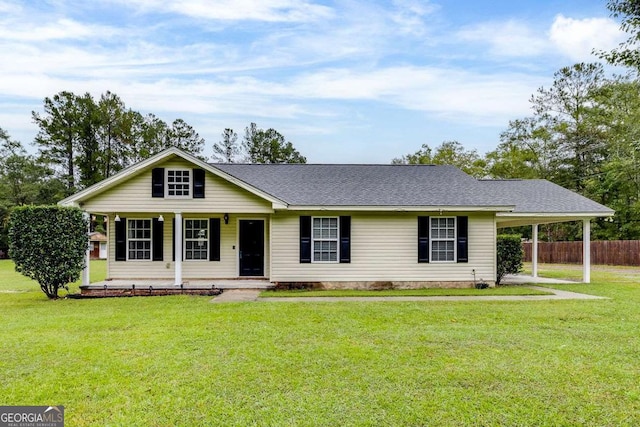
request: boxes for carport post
[583,219,591,283]
[532,224,538,278]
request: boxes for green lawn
[260,286,552,297]
[0,259,107,294]
[1,260,640,426]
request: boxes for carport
[481,179,614,283]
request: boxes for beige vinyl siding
[82,158,272,214]
[106,213,270,280]
[270,212,496,283]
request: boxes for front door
[239,220,264,276]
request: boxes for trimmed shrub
[8,206,88,299]
[496,234,523,285]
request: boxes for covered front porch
[80,210,272,291]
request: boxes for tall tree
[212,128,240,163]
[166,118,206,159]
[393,141,487,178]
[96,91,127,177]
[521,63,606,193]
[590,76,640,239]
[598,0,640,69]
[32,91,81,194]
[76,93,103,188]
[126,112,168,164]
[33,91,209,186]
[486,118,555,179]
[243,123,306,164]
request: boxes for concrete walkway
[501,274,577,285]
[210,289,264,303]
[210,286,607,303]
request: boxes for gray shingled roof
[213,164,504,207]
[478,179,613,214]
[212,163,613,214]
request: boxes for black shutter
[152,218,164,261]
[193,168,205,198]
[115,217,127,261]
[339,216,351,263]
[210,218,220,261]
[152,168,164,198]
[457,216,469,263]
[300,216,311,263]
[418,216,430,263]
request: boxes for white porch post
[174,212,182,286]
[82,212,91,287]
[532,224,539,278]
[583,219,591,283]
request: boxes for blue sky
[0,0,626,163]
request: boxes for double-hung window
[128,219,152,260]
[166,169,190,197]
[312,217,338,262]
[184,219,208,260]
[431,217,456,262]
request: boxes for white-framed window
[184,219,208,261]
[312,217,338,262]
[431,217,456,262]
[127,219,152,260]
[166,169,190,197]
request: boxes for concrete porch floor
[83,279,273,291]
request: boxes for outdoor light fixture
[114,214,121,222]
[158,215,164,222]
[224,213,229,224]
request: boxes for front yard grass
[260,286,552,298]
[1,259,639,425]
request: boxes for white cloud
[120,0,334,22]
[0,1,21,14]
[0,18,119,41]
[390,0,438,36]
[287,66,538,125]
[549,14,625,62]
[1,0,619,162]
[456,20,548,58]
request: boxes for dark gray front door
[239,220,264,276]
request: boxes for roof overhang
[282,205,515,212]
[58,147,288,208]
[496,211,614,228]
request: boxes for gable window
[166,169,190,197]
[312,217,338,262]
[128,219,152,260]
[184,219,208,260]
[431,217,456,262]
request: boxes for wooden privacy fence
[523,240,640,266]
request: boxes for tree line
[0,92,306,251]
[14,90,306,198]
